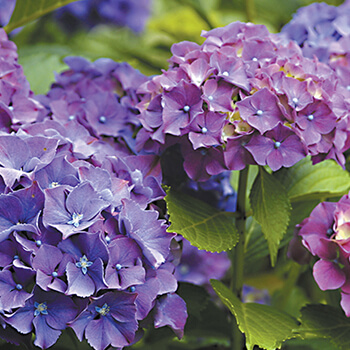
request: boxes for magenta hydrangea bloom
[294,191,350,316]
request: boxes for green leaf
[210,279,298,350]
[244,199,318,275]
[165,189,238,252]
[282,337,336,350]
[249,167,291,266]
[275,157,350,203]
[297,304,350,350]
[18,44,70,95]
[4,0,80,33]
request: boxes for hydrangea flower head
[295,191,350,317]
[136,21,350,180]
[0,30,187,350]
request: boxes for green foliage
[165,189,238,252]
[296,304,350,350]
[4,0,80,33]
[282,337,337,350]
[275,157,350,203]
[249,167,291,266]
[211,279,298,350]
[17,45,69,95]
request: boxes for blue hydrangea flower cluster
[55,0,152,33]
[0,29,187,350]
[136,21,350,181]
[280,0,350,63]
[0,0,15,27]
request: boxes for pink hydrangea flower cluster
[136,21,350,181]
[298,193,350,316]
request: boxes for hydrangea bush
[1,1,350,350]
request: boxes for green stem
[230,166,249,350]
[245,0,255,23]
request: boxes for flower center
[49,181,59,188]
[292,97,298,105]
[67,213,83,228]
[274,141,281,149]
[307,114,314,121]
[201,127,208,134]
[34,302,48,316]
[183,105,190,112]
[99,116,107,123]
[256,110,263,116]
[76,255,93,275]
[115,263,122,271]
[222,71,229,76]
[326,228,334,237]
[95,303,110,316]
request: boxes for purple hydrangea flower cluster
[136,21,350,181]
[55,0,152,33]
[297,192,350,317]
[0,28,44,131]
[0,29,187,350]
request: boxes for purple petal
[154,293,188,339]
[33,316,61,350]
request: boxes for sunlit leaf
[165,189,238,252]
[249,167,291,266]
[211,279,298,350]
[275,157,350,203]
